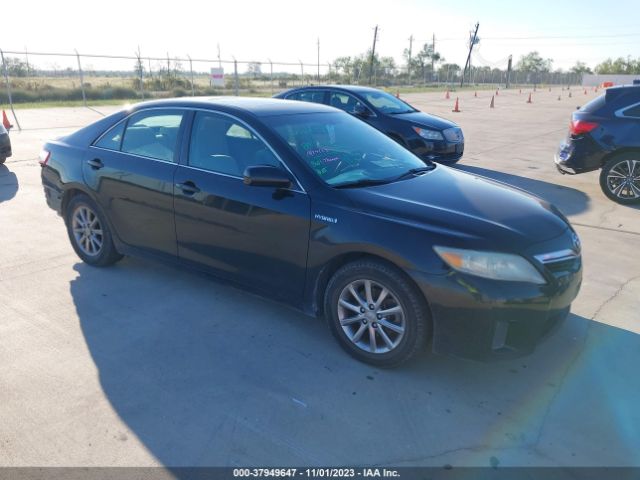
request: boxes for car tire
[65,194,123,267]
[599,154,640,205]
[324,259,430,368]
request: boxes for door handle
[175,181,200,195]
[87,158,104,169]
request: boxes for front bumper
[409,138,464,164]
[410,258,582,361]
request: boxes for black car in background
[555,84,640,204]
[41,98,581,367]
[0,124,12,164]
[275,85,464,164]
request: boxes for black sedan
[274,85,464,164]
[0,124,11,164]
[556,84,640,204]
[41,98,581,367]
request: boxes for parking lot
[1,88,639,468]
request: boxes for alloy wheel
[607,159,640,200]
[337,279,405,354]
[71,205,103,256]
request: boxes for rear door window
[188,111,280,177]
[95,121,125,151]
[286,90,326,104]
[121,110,185,162]
[328,92,367,114]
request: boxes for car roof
[129,96,336,117]
[284,85,387,95]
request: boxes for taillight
[569,120,598,136]
[38,149,51,166]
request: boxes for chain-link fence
[1,47,584,130]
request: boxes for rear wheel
[324,260,430,367]
[65,194,123,266]
[599,154,640,205]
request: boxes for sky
[2,0,639,73]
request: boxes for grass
[1,82,549,111]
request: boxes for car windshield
[359,91,416,114]
[267,112,427,187]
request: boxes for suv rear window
[580,95,606,113]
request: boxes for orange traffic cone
[527,93,533,104]
[396,89,400,98]
[445,90,450,100]
[474,91,478,98]
[569,91,572,98]
[584,89,587,95]
[519,89,522,94]
[549,87,551,92]
[557,95,561,101]
[2,110,12,130]
[496,89,499,96]
[452,97,461,112]
[489,95,495,109]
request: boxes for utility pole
[407,35,413,84]
[317,37,320,84]
[506,54,513,89]
[431,33,435,82]
[217,44,221,68]
[368,25,378,85]
[460,22,479,87]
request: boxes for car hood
[344,166,569,250]
[392,111,458,131]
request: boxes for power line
[437,32,640,42]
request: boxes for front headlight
[433,246,546,284]
[412,126,444,141]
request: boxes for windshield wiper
[332,178,395,189]
[392,165,437,181]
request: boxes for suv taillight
[570,120,598,136]
[38,149,51,166]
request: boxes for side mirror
[243,165,292,188]
[353,103,371,117]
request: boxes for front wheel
[324,260,430,367]
[599,155,640,204]
[65,194,123,267]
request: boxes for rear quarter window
[623,104,640,118]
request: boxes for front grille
[545,257,581,275]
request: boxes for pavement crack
[590,274,640,321]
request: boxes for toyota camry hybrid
[40,98,582,367]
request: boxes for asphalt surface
[1,88,639,468]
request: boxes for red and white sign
[210,68,224,87]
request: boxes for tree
[570,61,592,75]
[133,57,145,78]
[516,51,553,73]
[332,56,353,80]
[404,43,442,82]
[516,51,553,86]
[595,57,640,74]
[3,57,30,77]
